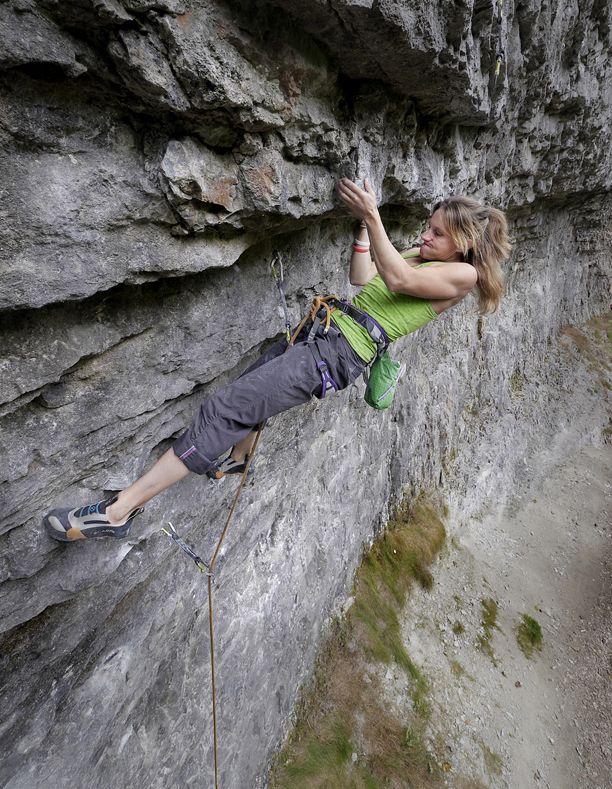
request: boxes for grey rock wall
[1,1,611,787]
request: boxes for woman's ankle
[106,495,136,525]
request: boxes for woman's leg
[173,324,366,477]
[105,447,191,524]
[109,338,292,520]
[44,325,364,541]
[105,427,258,524]
[214,334,291,468]
[43,447,191,540]
[230,431,256,462]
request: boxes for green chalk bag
[363,351,406,410]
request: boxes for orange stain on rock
[246,163,278,198]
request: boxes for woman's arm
[350,223,377,285]
[338,178,477,301]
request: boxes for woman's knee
[240,335,289,378]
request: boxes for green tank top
[330,256,438,362]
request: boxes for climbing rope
[290,294,339,345]
[493,0,504,89]
[160,249,302,787]
[161,420,265,789]
[206,420,265,789]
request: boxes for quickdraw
[271,250,292,343]
[162,522,211,576]
[493,0,504,88]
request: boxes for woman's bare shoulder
[429,260,478,286]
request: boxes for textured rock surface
[1,0,612,787]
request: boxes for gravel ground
[382,441,612,789]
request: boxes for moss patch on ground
[270,498,447,789]
[516,613,543,660]
[477,598,504,661]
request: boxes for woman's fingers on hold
[338,181,353,201]
[339,178,372,201]
[338,182,357,206]
[339,177,360,192]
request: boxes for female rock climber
[43,178,511,541]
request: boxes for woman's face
[420,209,463,262]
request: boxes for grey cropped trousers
[172,322,368,475]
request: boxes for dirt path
[398,441,612,788]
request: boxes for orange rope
[290,295,339,345]
[207,295,337,784]
[207,420,265,788]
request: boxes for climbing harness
[291,295,391,399]
[270,250,292,343]
[289,295,341,397]
[330,301,406,410]
[273,257,341,396]
[296,296,406,410]
[161,420,265,789]
[328,298,389,360]
[493,0,504,88]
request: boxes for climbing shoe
[206,451,254,480]
[43,494,144,541]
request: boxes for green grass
[449,659,473,681]
[270,498,448,789]
[284,718,352,781]
[475,740,503,778]
[516,614,543,660]
[352,500,446,714]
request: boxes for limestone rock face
[1,1,611,787]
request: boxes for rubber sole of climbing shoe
[43,495,144,541]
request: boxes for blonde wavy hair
[433,196,512,314]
